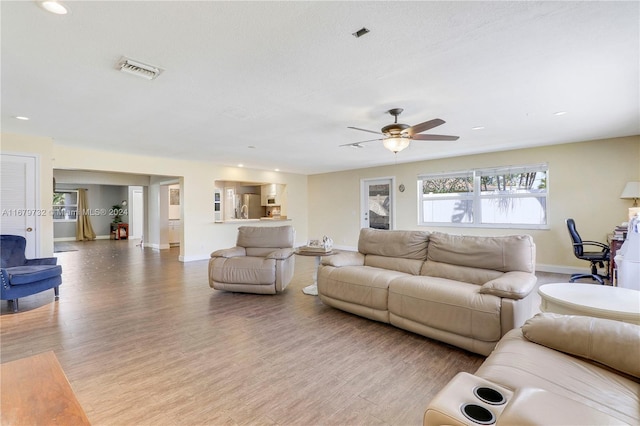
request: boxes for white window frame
[52,189,78,222]
[418,163,549,229]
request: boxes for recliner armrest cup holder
[424,373,512,426]
[460,387,506,424]
[461,403,496,425]
[474,386,506,405]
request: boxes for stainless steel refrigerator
[240,194,262,219]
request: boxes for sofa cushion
[317,265,407,312]
[388,275,502,342]
[365,255,424,275]
[4,265,63,285]
[426,232,536,273]
[421,261,503,285]
[522,313,640,379]
[236,225,294,249]
[358,228,429,260]
[209,256,276,285]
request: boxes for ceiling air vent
[116,57,163,80]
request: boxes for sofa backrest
[358,228,429,275]
[422,232,536,284]
[237,226,295,257]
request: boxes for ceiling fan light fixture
[383,136,411,153]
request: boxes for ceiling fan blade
[347,126,383,135]
[339,138,382,147]
[405,118,445,136]
[412,134,459,141]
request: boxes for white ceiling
[2,1,638,175]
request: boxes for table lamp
[620,181,640,220]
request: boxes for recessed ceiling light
[14,116,30,121]
[237,164,244,168]
[274,169,280,172]
[554,111,568,116]
[38,1,69,15]
[472,126,485,130]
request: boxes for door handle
[26,227,33,232]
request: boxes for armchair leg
[54,286,60,300]
[10,299,18,313]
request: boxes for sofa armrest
[210,247,246,258]
[479,271,537,299]
[321,252,365,267]
[25,257,57,266]
[266,248,294,260]
[497,387,624,426]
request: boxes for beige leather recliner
[208,226,295,294]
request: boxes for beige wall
[308,136,640,272]
[1,133,56,256]
[3,131,638,271]
[1,133,309,261]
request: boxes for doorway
[129,186,144,240]
[361,177,395,230]
[0,153,39,257]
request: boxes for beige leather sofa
[424,313,640,425]
[317,228,537,355]
[209,226,295,294]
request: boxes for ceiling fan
[341,108,459,153]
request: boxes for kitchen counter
[216,218,290,224]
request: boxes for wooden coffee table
[538,283,640,324]
[1,351,91,425]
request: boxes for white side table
[538,283,640,325]
[295,250,334,296]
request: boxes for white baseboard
[54,235,111,242]
[535,263,607,276]
[179,254,210,262]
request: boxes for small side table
[111,223,129,240]
[538,283,640,324]
[295,249,334,295]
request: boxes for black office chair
[566,218,610,284]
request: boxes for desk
[1,351,91,425]
[538,283,640,324]
[608,236,624,284]
[295,249,334,295]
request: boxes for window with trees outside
[52,190,78,222]
[418,164,548,228]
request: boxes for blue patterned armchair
[1,235,62,313]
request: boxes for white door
[130,187,144,239]
[0,153,39,257]
[361,177,395,230]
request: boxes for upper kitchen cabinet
[261,184,285,206]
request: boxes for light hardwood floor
[1,240,570,425]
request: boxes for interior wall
[308,136,640,272]
[49,141,308,261]
[53,183,129,239]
